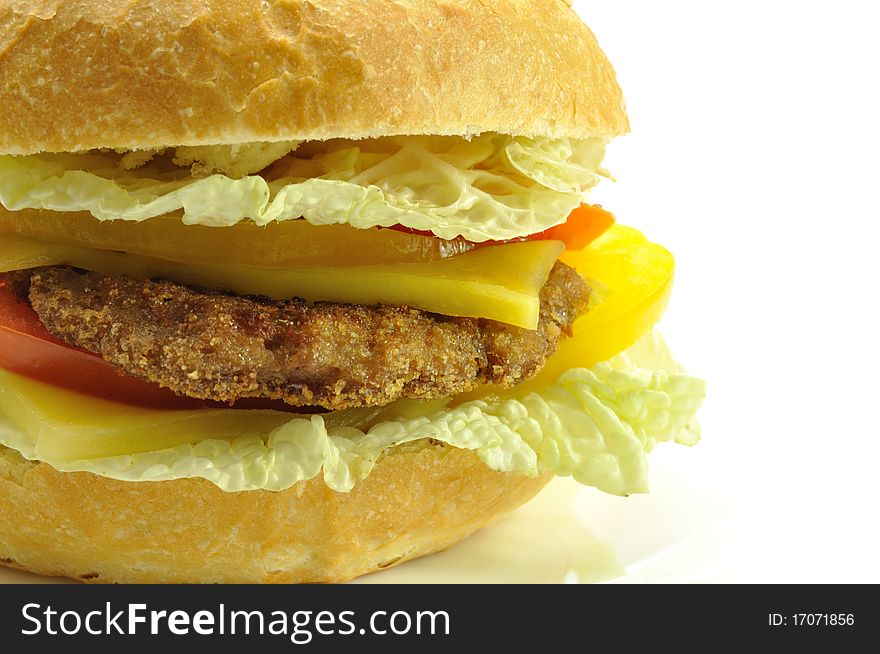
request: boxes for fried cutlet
[15,263,590,409]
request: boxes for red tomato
[388,204,615,250]
[0,280,312,412]
[527,204,616,250]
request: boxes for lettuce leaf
[0,332,705,496]
[0,134,607,242]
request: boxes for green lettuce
[0,134,607,242]
[0,332,705,496]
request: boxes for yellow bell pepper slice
[455,223,674,402]
[559,223,675,365]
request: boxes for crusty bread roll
[0,0,628,154]
[0,444,551,583]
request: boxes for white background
[568,0,880,582]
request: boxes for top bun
[0,0,628,154]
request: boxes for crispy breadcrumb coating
[17,263,589,409]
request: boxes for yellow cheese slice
[0,370,291,460]
[0,211,470,267]
[0,234,563,329]
[0,369,449,462]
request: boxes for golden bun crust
[0,0,628,155]
[0,443,550,583]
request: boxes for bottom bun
[0,442,550,583]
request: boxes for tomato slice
[0,280,313,412]
[527,204,616,250]
[389,204,615,251]
[0,280,210,409]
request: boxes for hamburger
[0,0,704,583]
